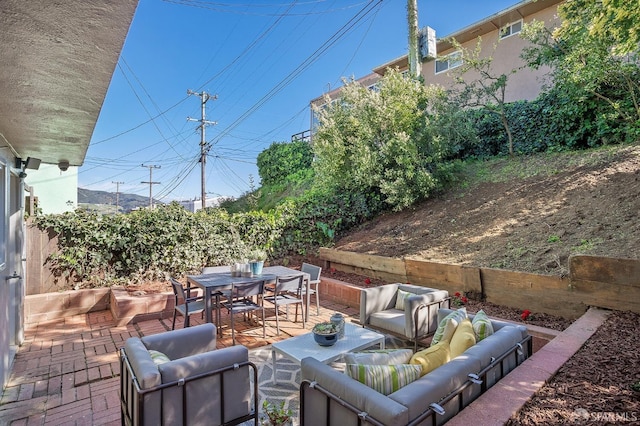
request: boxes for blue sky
[82,0,521,201]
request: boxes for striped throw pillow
[395,289,417,311]
[431,308,467,346]
[471,309,494,341]
[148,350,170,365]
[345,364,422,396]
[344,349,413,365]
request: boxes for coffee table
[271,323,385,384]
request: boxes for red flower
[521,310,531,320]
[455,292,461,297]
[461,296,468,304]
[364,278,372,285]
[330,267,336,274]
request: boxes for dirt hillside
[334,144,640,276]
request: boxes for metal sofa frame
[119,348,259,426]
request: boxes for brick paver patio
[0,301,356,425]
[1,295,604,426]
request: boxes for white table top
[272,323,385,364]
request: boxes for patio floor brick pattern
[0,300,357,425]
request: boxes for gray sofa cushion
[390,353,483,424]
[141,322,217,360]
[301,357,409,426]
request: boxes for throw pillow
[345,364,422,396]
[410,340,450,376]
[148,350,170,365]
[449,319,476,358]
[395,289,418,311]
[471,309,494,342]
[343,349,413,365]
[431,308,467,346]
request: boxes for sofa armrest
[407,292,450,341]
[359,283,400,325]
[141,323,217,360]
[123,337,162,390]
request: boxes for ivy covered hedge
[35,191,380,287]
[35,203,287,286]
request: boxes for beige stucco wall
[422,4,561,102]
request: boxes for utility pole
[112,181,124,214]
[141,164,160,208]
[407,0,421,78]
[187,89,217,210]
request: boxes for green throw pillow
[345,364,422,396]
[395,289,418,311]
[343,349,413,365]
[431,308,467,346]
[471,309,494,342]
[148,350,170,365]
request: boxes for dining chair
[301,262,322,315]
[263,274,306,335]
[222,280,266,345]
[201,265,230,274]
[170,277,207,330]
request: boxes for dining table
[186,265,312,335]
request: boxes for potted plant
[261,399,292,426]
[248,248,267,276]
[312,322,339,346]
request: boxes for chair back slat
[232,281,265,298]
[276,274,304,293]
[170,278,187,301]
[301,263,322,281]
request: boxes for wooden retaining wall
[320,248,640,319]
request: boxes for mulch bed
[507,310,640,425]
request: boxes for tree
[449,38,518,156]
[558,0,640,56]
[311,69,454,210]
[520,1,640,141]
[256,139,313,186]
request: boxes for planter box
[110,287,174,326]
[25,288,110,324]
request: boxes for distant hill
[78,188,162,213]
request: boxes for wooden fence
[25,222,73,295]
[320,248,640,319]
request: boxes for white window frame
[499,19,523,39]
[435,51,463,75]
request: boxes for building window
[500,20,523,39]
[367,83,380,92]
[435,51,463,74]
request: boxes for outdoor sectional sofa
[300,309,532,426]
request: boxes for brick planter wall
[320,277,362,309]
[25,288,110,324]
[110,287,174,326]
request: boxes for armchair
[360,283,449,351]
[120,323,258,426]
